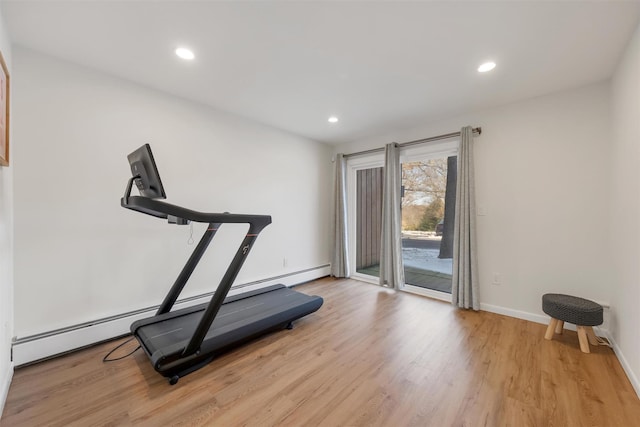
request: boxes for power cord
[103,336,141,362]
[188,222,194,245]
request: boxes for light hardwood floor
[2,278,639,426]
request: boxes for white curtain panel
[379,143,405,289]
[331,153,350,278]
[451,126,479,310]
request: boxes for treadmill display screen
[127,143,166,199]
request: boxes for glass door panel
[355,167,383,278]
[401,156,457,293]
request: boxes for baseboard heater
[12,265,330,366]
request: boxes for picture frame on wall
[0,49,9,167]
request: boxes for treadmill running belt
[133,286,322,370]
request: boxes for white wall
[337,83,612,322]
[0,5,12,416]
[12,48,332,339]
[610,22,640,395]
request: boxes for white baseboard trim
[480,302,552,325]
[12,265,330,366]
[599,330,640,398]
[0,361,14,418]
[480,302,581,332]
[480,302,640,399]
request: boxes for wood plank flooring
[2,277,639,426]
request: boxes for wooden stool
[542,293,604,353]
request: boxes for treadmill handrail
[156,222,221,315]
[121,195,272,232]
[181,231,260,357]
[121,194,273,359]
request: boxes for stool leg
[577,326,590,353]
[555,320,564,335]
[545,318,558,340]
[586,327,599,346]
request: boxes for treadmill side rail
[182,232,260,357]
[156,222,220,315]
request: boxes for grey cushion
[542,293,603,326]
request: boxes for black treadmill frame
[121,180,275,378]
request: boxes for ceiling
[3,1,640,145]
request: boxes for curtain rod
[343,127,482,159]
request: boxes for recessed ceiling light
[328,116,339,123]
[175,47,195,60]
[478,61,496,73]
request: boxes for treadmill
[121,144,323,385]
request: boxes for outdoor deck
[356,264,452,293]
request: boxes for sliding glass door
[346,141,458,297]
[401,155,457,294]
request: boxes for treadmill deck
[131,285,323,374]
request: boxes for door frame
[346,153,384,285]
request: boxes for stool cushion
[542,294,603,326]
